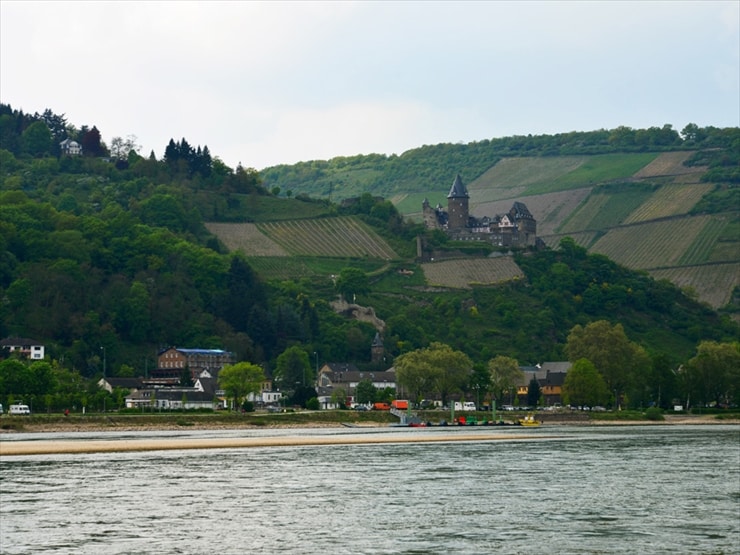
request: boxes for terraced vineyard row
[204,223,289,257]
[257,217,398,259]
[623,184,712,224]
[678,217,728,265]
[421,257,523,289]
[650,263,740,309]
[590,216,711,269]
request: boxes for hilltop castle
[422,174,537,247]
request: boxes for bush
[306,397,320,410]
[645,407,664,421]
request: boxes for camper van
[9,404,30,415]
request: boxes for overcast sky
[1,1,738,170]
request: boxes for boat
[518,414,541,427]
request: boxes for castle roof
[509,201,534,220]
[447,174,469,199]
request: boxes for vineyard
[420,257,524,289]
[623,183,713,224]
[590,215,714,269]
[205,223,288,256]
[650,263,740,309]
[632,151,702,178]
[256,217,399,259]
[557,184,655,234]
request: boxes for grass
[540,153,659,194]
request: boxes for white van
[9,404,30,415]
[454,402,477,412]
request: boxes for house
[516,362,571,406]
[152,347,235,380]
[98,377,144,393]
[124,388,218,410]
[59,138,82,156]
[316,363,396,409]
[422,174,537,247]
[0,337,45,360]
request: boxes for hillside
[221,147,739,310]
[0,106,738,385]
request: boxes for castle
[422,174,537,247]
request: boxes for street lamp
[313,351,319,385]
[100,346,106,379]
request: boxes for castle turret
[446,174,469,230]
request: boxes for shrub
[645,407,664,421]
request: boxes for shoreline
[0,412,736,435]
[0,431,558,456]
[0,414,736,457]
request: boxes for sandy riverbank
[1,414,735,456]
[0,431,556,456]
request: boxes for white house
[0,337,45,360]
[59,138,82,156]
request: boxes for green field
[558,183,656,233]
[542,153,659,194]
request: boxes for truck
[9,404,30,415]
[373,402,391,411]
[390,400,409,410]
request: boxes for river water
[0,425,738,554]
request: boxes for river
[0,425,738,554]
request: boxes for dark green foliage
[645,407,664,421]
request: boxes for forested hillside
[0,103,738,412]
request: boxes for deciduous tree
[685,341,740,407]
[395,342,472,407]
[562,358,609,408]
[218,362,265,410]
[487,355,523,403]
[565,320,650,408]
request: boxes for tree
[526,377,541,407]
[565,320,650,408]
[21,121,52,157]
[562,358,609,408]
[110,135,140,160]
[80,126,104,157]
[487,355,523,404]
[394,349,436,403]
[355,379,376,404]
[274,345,311,391]
[335,267,370,301]
[218,362,265,410]
[394,342,472,407]
[685,341,740,407]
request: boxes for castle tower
[446,174,469,230]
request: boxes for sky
[1,1,738,170]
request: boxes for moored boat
[518,414,541,426]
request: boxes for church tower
[446,174,469,230]
[371,332,384,364]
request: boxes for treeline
[260,125,740,200]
